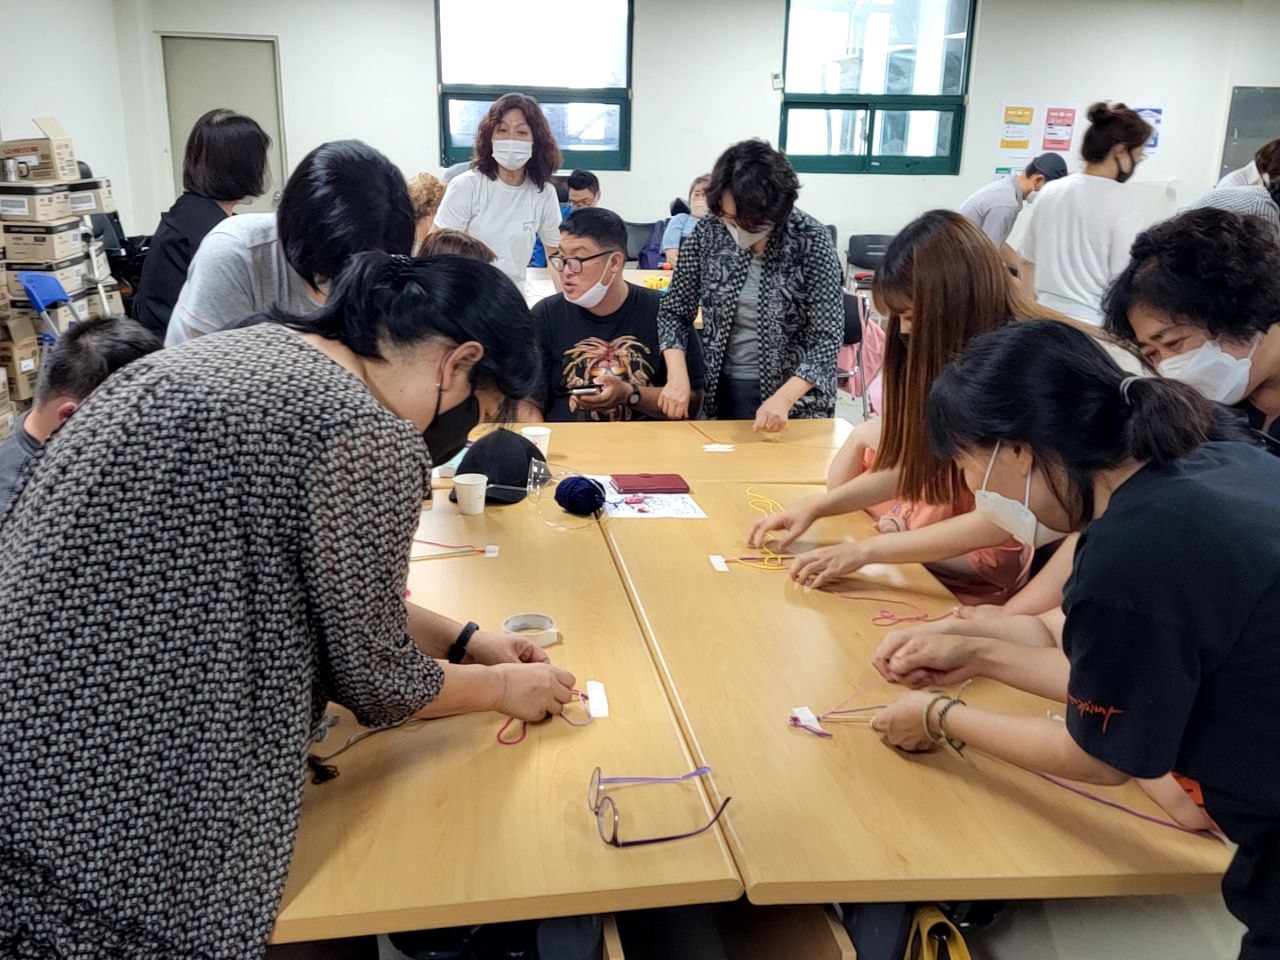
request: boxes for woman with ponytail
[871,320,1280,959]
[1020,101,1153,324]
[0,253,575,958]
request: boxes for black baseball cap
[1027,153,1069,180]
[448,428,546,505]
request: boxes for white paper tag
[708,554,730,573]
[791,706,824,734]
[484,544,500,558]
[703,443,736,453]
[586,680,609,718]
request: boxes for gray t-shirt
[724,255,764,378]
[166,213,319,346]
[0,412,43,515]
[958,175,1024,247]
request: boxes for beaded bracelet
[936,697,968,758]
[922,693,952,745]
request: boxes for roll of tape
[502,613,560,648]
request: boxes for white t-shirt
[432,169,562,283]
[1020,173,1142,325]
[1217,160,1260,189]
[167,213,318,346]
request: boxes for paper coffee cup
[454,473,488,515]
[521,426,551,457]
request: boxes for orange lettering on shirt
[1067,694,1124,733]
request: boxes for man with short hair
[566,169,601,210]
[958,152,1068,271]
[532,207,704,422]
[166,140,415,345]
[1218,137,1278,189]
[0,317,161,514]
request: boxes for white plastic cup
[521,426,552,457]
[453,473,488,515]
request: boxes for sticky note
[703,443,736,453]
[708,554,730,573]
[791,706,824,734]
[586,680,610,718]
[485,545,500,558]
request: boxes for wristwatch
[627,385,641,406]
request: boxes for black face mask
[1114,150,1136,184]
[423,385,480,465]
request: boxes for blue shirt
[662,213,699,253]
[530,203,573,267]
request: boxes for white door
[161,36,286,214]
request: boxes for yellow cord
[735,487,791,570]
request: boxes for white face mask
[564,256,617,310]
[690,199,709,218]
[726,221,770,249]
[492,138,533,171]
[973,441,1070,548]
[1157,337,1258,405]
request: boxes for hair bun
[1087,102,1113,124]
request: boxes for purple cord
[1035,772,1219,838]
[599,766,711,785]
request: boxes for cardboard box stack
[0,118,123,438]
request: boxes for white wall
[0,0,135,224]
[3,0,1275,242]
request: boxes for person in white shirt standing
[1217,137,1278,189]
[1019,102,1153,325]
[958,153,1068,273]
[433,92,564,287]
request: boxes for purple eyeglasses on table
[587,765,731,848]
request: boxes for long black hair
[927,321,1235,526]
[280,252,540,418]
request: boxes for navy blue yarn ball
[555,476,606,516]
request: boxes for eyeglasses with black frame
[586,765,731,848]
[549,250,622,274]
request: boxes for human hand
[870,691,939,752]
[872,631,981,688]
[467,631,551,666]
[753,393,792,433]
[955,603,1004,620]
[747,503,817,551]
[789,540,869,589]
[492,662,577,721]
[577,374,631,411]
[658,375,691,420]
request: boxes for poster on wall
[1135,106,1164,158]
[1042,107,1077,153]
[999,105,1035,152]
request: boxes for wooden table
[273,496,741,942]
[494,419,854,485]
[602,481,1232,904]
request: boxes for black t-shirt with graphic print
[532,283,705,422]
[1061,441,1280,947]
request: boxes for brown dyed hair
[1080,102,1153,163]
[872,210,1081,505]
[416,228,496,263]
[407,172,446,221]
[471,93,563,190]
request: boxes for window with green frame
[436,0,633,171]
[780,0,975,174]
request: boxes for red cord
[415,538,477,551]
[687,421,722,444]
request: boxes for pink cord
[1033,771,1219,838]
[496,691,591,746]
[687,421,722,445]
[415,538,478,551]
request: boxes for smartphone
[569,385,604,396]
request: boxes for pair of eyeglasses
[587,765,731,847]
[497,690,592,745]
[550,250,622,274]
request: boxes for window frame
[434,3,634,172]
[778,0,976,175]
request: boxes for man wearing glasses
[532,207,706,422]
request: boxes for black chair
[670,197,691,217]
[845,233,894,287]
[838,291,868,419]
[623,220,661,263]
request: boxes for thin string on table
[686,421,723,445]
[496,690,593,745]
[733,487,954,627]
[411,537,484,562]
[305,714,428,783]
[789,693,1220,839]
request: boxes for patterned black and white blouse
[0,324,444,958]
[656,208,844,419]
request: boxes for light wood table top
[273,496,741,942]
[492,419,854,485]
[602,481,1232,904]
